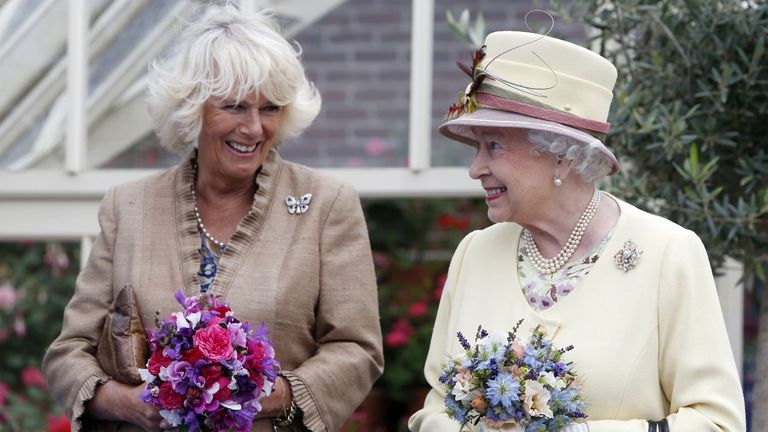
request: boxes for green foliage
[446,9,486,49]
[0,242,77,429]
[553,0,768,284]
[364,198,488,403]
[0,243,77,381]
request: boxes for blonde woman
[44,5,383,431]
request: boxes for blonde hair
[146,4,321,154]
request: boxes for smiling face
[468,127,557,224]
[197,92,282,183]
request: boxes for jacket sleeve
[281,183,384,432]
[588,229,746,432]
[408,232,477,432]
[42,187,118,431]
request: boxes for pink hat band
[475,92,611,136]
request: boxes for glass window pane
[285,0,412,168]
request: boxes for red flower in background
[372,252,392,269]
[46,414,70,432]
[435,273,448,300]
[0,381,9,406]
[43,244,70,277]
[407,302,429,318]
[22,367,46,389]
[385,318,415,348]
[437,214,470,231]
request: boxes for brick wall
[106,0,587,170]
[282,0,587,168]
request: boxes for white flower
[173,312,189,329]
[186,311,201,328]
[451,380,475,402]
[523,380,553,418]
[220,401,242,410]
[540,371,565,391]
[137,368,155,383]
[159,409,183,426]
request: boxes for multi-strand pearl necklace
[522,188,601,275]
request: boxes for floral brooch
[614,240,642,272]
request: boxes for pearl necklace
[522,189,601,275]
[190,156,227,249]
[191,187,227,249]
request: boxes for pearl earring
[554,175,563,187]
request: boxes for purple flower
[457,331,470,350]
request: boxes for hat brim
[439,108,620,175]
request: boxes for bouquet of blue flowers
[440,320,586,431]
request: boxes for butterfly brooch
[285,193,312,215]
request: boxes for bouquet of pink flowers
[139,291,280,431]
[441,321,586,432]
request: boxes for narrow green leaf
[689,143,699,176]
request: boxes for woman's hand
[255,375,293,419]
[86,380,163,431]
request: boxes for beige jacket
[409,195,745,432]
[43,150,384,432]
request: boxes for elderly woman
[409,30,745,432]
[43,5,383,431]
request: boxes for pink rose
[158,381,184,410]
[194,324,234,362]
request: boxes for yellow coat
[409,196,745,432]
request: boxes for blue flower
[486,372,520,409]
[553,361,568,376]
[444,396,468,421]
[550,388,586,414]
[476,334,507,370]
[525,418,549,432]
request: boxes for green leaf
[689,143,699,177]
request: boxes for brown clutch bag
[96,284,148,385]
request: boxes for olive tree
[550,0,767,427]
